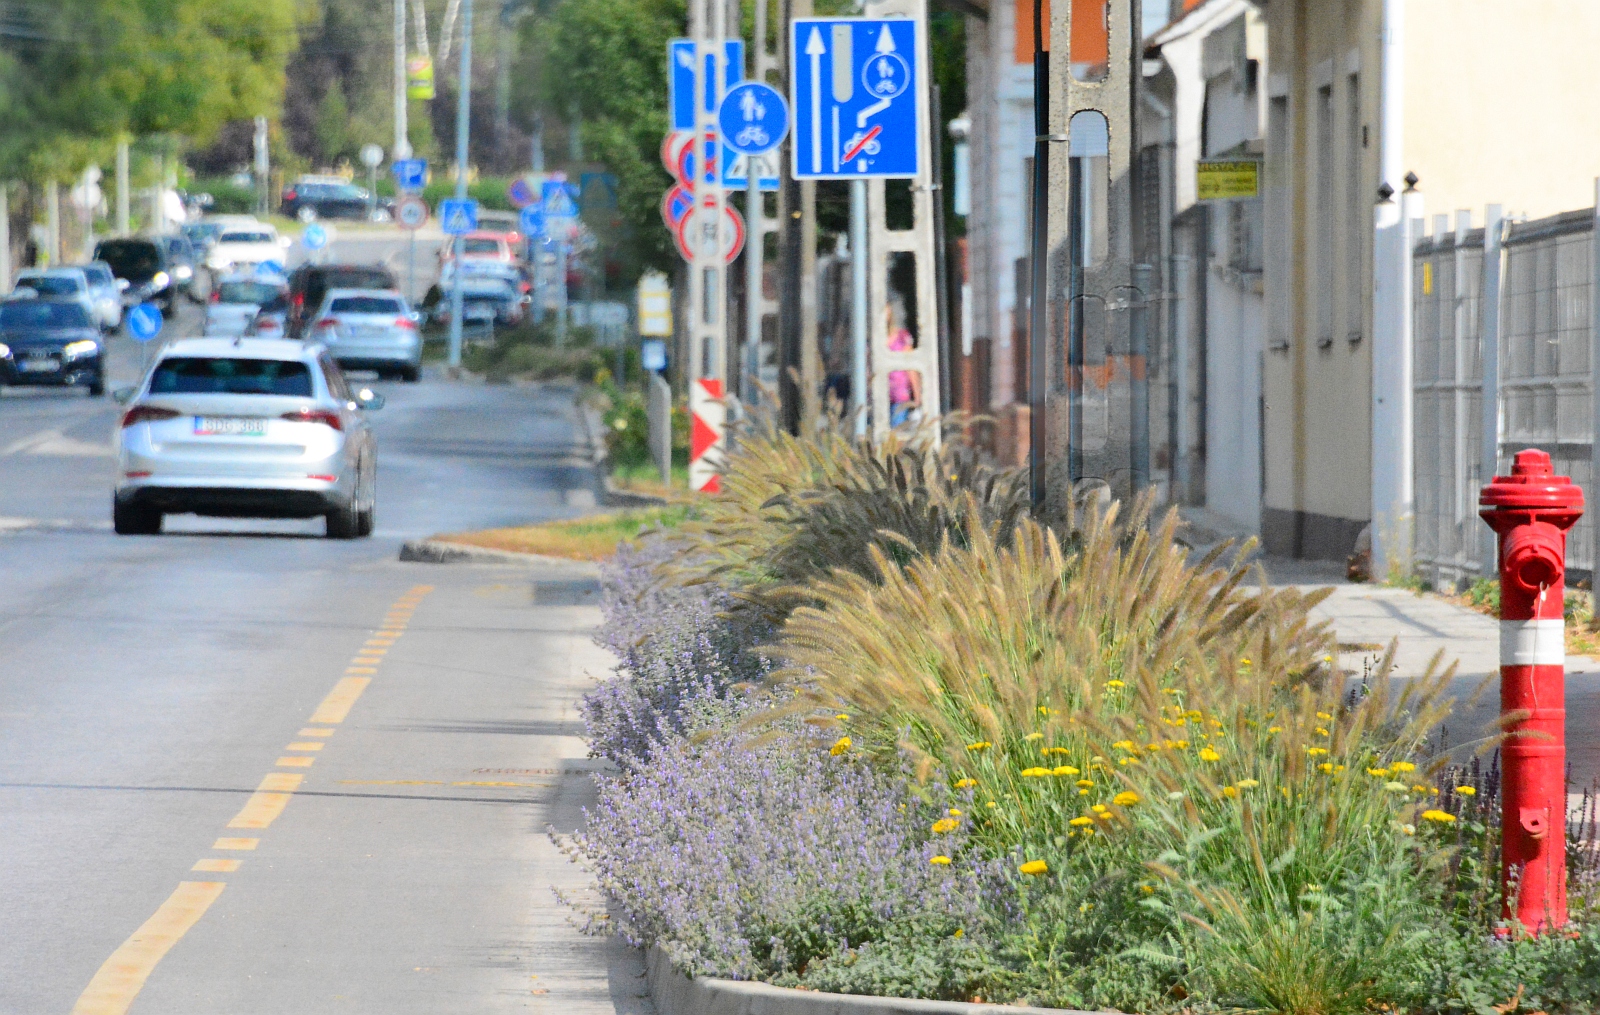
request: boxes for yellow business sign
[1196,159,1260,201]
[407,57,435,100]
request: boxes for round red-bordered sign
[660,131,694,178]
[674,198,745,265]
[395,195,429,230]
[659,183,695,231]
[675,132,719,187]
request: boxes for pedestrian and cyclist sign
[789,18,921,180]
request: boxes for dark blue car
[0,298,104,396]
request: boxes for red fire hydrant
[1480,449,1584,930]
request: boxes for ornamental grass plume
[766,490,1333,854]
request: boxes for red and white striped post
[689,377,725,494]
[1480,449,1585,930]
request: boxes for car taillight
[281,408,343,431]
[394,316,416,329]
[315,318,338,329]
[209,290,220,303]
[257,319,280,330]
[293,292,304,308]
[121,405,181,428]
[284,189,297,201]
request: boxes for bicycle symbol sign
[718,82,789,158]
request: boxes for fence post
[649,371,673,486]
[1481,202,1504,575]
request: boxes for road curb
[397,539,599,572]
[646,946,1101,1015]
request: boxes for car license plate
[194,416,267,437]
[19,358,58,373]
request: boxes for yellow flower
[1391,761,1416,773]
[1240,658,1252,666]
[1421,809,1456,824]
[1223,785,1239,798]
[1076,779,1093,788]
[929,855,952,865]
[1105,679,1126,689]
[1095,812,1111,821]
[836,713,850,720]
[1199,747,1221,762]
[1020,767,1051,778]
[1315,728,1330,737]
[1024,732,1044,741]
[1268,726,1283,734]
[1038,706,1056,716]
[1236,779,1260,788]
[1112,740,1137,751]
[1053,766,1080,777]
[1140,883,1155,894]
[1185,710,1203,721]
[1172,740,1190,749]
[1118,757,1141,766]
[1080,827,1096,836]
[948,808,963,816]
[1069,816,1094,827]
[1077,789,1089,796]
[1019,859,1049,875]
[1306,747,1329,757]
[1316,712,1333,721]
[1090,804,1107,813]
[1162,688,1180,695]
[1368,768,1391,777]
[1145,742,1162,752]
[1113,791,1140,807]
[966,741,992,751]
[1319,763,1334,773]
[931,818,960,834]
[830,736,852,756]
[1041,746,1071,756]
[955,778,978,789]
[1456,785,1477,796]
[986,801,998,808]
[953,927,964,937]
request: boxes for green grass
[433,505,692,561]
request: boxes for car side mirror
[112,386,136,404]
[116,279,130,291]
[355,388,385,410]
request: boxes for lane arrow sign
[805,27,825,174]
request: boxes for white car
[206,226,291,273]
[204,271,290,338]
[113,338,382,538]
[307,289,423,382]
[12,268,113,330]
[80,262,124,331]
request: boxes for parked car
[79,261,124,332]
[306,289,422,382]
[205,225,291,275]
[13,267,106,330]
[280,176,390,223]
[438,230,518,267]
[286,263,399,336]
[428,261,529,328]
[181,221,225,255]
[0,297,104,395]
[112,337,382,537]
[94,237,178,313]
[204,270,291,338]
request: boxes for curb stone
[397,539,600,573]
[647,946,1105,1015]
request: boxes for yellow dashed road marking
[286,742,324,751]
[213,838,258,851]
[276,756,314,768]
[69,881,225,1015]
[191,859,240,873]
[345,667,378,675]
[338,779,445,786]
[298,728,335,737]
[310,677,371,723]
[226,773,303,829]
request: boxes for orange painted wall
[1013,0,1111,65]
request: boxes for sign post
[393,157,428,307]
[127,301,163,374]
[360,144,385,221]
[440,197,479,365]
[446,0,475,370]
[790,13,937,441]
[719,81,788,402]
[542,178,578,345]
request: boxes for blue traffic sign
[790,18,921,180]
[669,39,745,133]
[126,302,163,342]
[719,82,789,156]
[392,158,427,191]
[301,223,328,250]
[519,203,546,238]
[722,151,781,191]
[440,198,479,235]
[641,339,667,373]
[541,181,578,220]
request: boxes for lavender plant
[583,536,773,767]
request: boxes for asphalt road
[0,234,643,1014]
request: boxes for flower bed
[560,416,1600,1015]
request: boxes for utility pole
[45,180,60,265]
[394,0,412,159]
[447,0,475,368]
[253,119,270,217]
[115,139,130,235]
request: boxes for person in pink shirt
[886,300,922,427]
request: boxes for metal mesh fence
[1413,208,1595,587]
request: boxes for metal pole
[556,240,568,346]
[46,181,60,265]
[850,178,868,437]
[745,174,761,399]
[115,140,130,235]
[394,0,412,159]
[447,0,474,368]
[1028,0,1049,508]
[1130,262,1153,492]
[0,183,10,293]
[408,231,416,304]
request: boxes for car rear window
[462,238,501,254]
[83,265,114,285]
[94,240,161,278]
[0,301,90,328]
[17,276,82,296]
[150,358,314,396]
[220,232,273,244]
[217,282,287,305]
[329,297,402,315]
